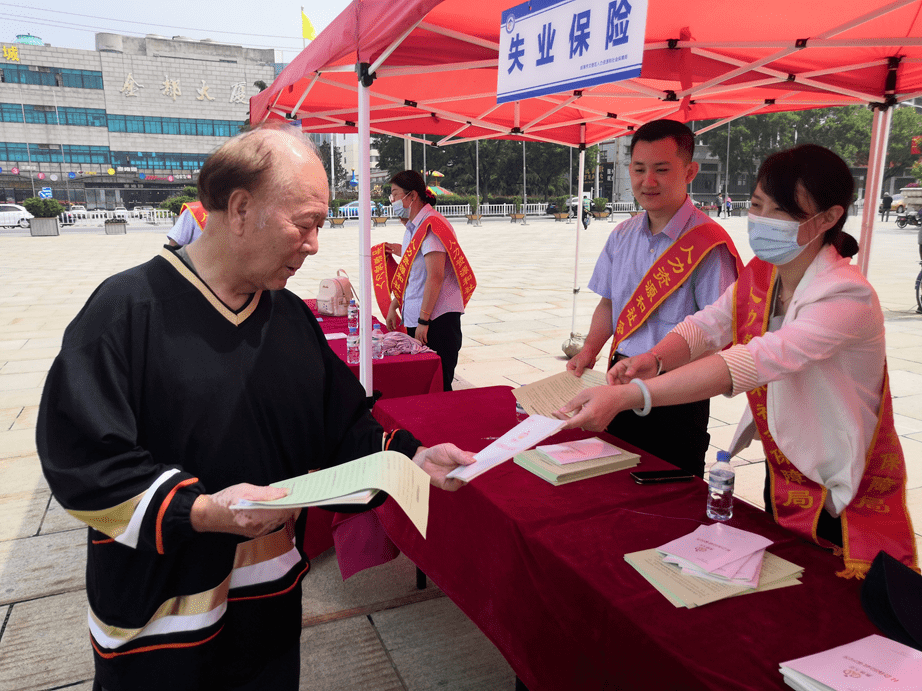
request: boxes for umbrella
[430,171,444,178]
[427,185,451,195]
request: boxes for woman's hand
[383,242,402,257]
[607,352,658,385]
[554,385,633,431]
[415,323,429,345]
[386,303,401,331]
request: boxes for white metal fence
[608,201,638,213]
[434,204,471,217]
[522,203,548,215]
[479,203,517,216]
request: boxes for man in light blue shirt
[567,120,739,476]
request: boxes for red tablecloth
[368,386,881,691]
[304,299,443,400]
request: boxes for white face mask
[390,191,411,219]
[747,212,822,265]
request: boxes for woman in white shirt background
[384,170,466,391]
[558,144,916,577]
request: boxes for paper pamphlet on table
[624,548,803,608]
[513,369,607,418]
[325,332,347,340]
[657,523,774,587]
[514,447,639,486]
[446,415,566,482]
[231,450,430,537]
[537,437,622,464]
[779,634,922,691]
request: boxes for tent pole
[568,146,573,224]
[522,142,527,211]
[404,137,412,171]
[571,126,587,336]
[475,140,480,217]
[358,65,373,396]
[857,105,892,277]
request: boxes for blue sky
[0,0,352,62]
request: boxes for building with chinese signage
[0,33,302,208]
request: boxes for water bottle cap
[717,451,731,462]
[373,323,381,330]
[348,326,357,334]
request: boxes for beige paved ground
[1,211,920,689]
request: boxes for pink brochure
[537,437,621,464]
[781,634,922,691]
[657,523,773,573]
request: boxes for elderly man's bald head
[197,124,327,213]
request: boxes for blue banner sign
[497,0,647,104]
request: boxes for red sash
[609,221,741,362]
[180,201,208,230]
[734,258,918,578]
[371,213,475,325]
[371,243,406,333]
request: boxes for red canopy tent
[251,0,922,393]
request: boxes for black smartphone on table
[630,469,695,485]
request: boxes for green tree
[373,134,573,200]
[22,197,64,218]
[317,141,349,196]
[884,106,922,183]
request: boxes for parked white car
[69,205,88,219]
[113,206,129,219]
[0,203,34,228]
[131,205,156,218]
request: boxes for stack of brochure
[624,523,804,608]
[658,523,773,588]
[780,634,922,691]
[513,437,639,485]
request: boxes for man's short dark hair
[630,120,695,163]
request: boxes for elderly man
[36,125,473,691]
[566,120,740,477]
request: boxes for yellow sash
[371,213,475,324]
[608,221,741,362]
[180,201,208,230]
[734,258,918,578]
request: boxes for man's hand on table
[412,443,476,491]
[191,484,301,538]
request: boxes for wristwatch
[417,317,431,326]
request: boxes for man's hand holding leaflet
[232,450,433,537]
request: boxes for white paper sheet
[446,415,566,482]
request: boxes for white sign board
[497,0,647,104]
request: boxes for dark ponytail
[390,170,437,206]
[756,144,859,258]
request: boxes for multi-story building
[0,32,283,208]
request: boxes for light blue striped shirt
[587,196,738,357]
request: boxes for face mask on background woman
[390,191,412,219]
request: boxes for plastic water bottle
[346,327,360,365]
[707,451,735,521]
[347,299,359,332]
[372,323,384,360]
